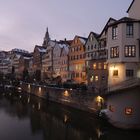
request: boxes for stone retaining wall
[21,83,101,113]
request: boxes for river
[0,91,140,140]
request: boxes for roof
[35,45,46,53]
[12,48,29,54]
[77,36,87,44]
[85,31,99,46]
[127,0,135,13]
[23,56,31,60]
[108,17,140,27]
[99,18,117,38]
[38,48,46,53]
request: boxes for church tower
[43,27,50,47]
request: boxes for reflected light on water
[38,102,41,110]
[27,97,30,103]
[64,114,68,123]
[96,128,102,139]
[32,104,35,109]
[39,87,42,93]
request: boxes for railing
[108,78,140,92]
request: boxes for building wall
[128,0,140,20]
[60,47,69,82]
[85,33,99,62]
[106,87,140,129]
[69,36,86,83]
[107,21,140,86]
[122,22,140,62]
[42,41,55,79]
[88,59,108,93]
[53,43,62,77]
[33,47,42,71]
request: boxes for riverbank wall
[21,83,101,113]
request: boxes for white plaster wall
[108,63,125,86]
[107,24,123,63]
[122,22,140,62]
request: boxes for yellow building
[69,36,87,83]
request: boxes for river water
[0,91,140,140]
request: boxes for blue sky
[0,0,132,52]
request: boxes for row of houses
[0,0,140,93]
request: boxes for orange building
[69,36,87,83]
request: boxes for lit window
[104,63,107,69]
[90,76,94,82]
[95,76,98,81]
[113,70,118,76]
[110,46,119,58]
[98,63,102,69]
[125,45,136,57]
[93,63,96,69]
[112,26,118,40]
[125,107,133,115]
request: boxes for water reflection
[0,91,139,140]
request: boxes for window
[98,63,102,69]
[110,46,119,58]
[87,53,90,58]
[125,45,136,57]
[104,63,107,69]
[93,63,96,69]
[90,76,94,82]
[126,23,133,37]
[91,45,93,50]
[95,76,98,81]
[77,55,79,60]
[94,44,96,49]
[76,73,79,78]
[102,76,105,80]
[125,107,133,115]
[113,70,118,76]
[112,26,118,39]
[126,69,134,77]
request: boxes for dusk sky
[0,0,132,52]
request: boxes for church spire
[43,27,50,47]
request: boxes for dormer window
[112,26,118,40]
[126,23,133,37]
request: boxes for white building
[107,17,140,90]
